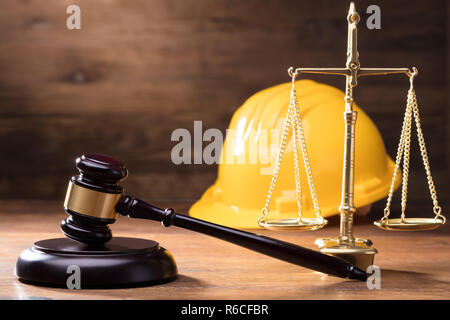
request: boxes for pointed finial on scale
[347,2,360,24]
[346,2,360,87]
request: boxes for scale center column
[315,80,377,270]
[339,80,357,245]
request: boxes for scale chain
[400,92,413,221]
[260,88,294,220]
[291,85,322,219]
[291,91,303,219]
[382,91,411,221]
[382,81,445,224]
[410,90,445,222]
[261,71,321,222]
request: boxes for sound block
[15,237,177,289]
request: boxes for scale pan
[374,217,445,231]
[258,217,327,231]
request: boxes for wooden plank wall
[0,0,447,206]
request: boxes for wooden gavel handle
[116,195,367,281]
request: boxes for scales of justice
[258,2,446,270]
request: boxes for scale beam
[292,67,413,78]
[290,68,349,76]
[358,68,412,77]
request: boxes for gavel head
[60,154,128,246]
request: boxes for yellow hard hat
[190,79,400,228]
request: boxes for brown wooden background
[0,0,448,210]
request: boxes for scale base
[315,237,377,271]
[15,237,178,289]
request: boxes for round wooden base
[15,237,177,289]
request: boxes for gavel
[61,153,367,281]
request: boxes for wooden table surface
[0,200,449,300]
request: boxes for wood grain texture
[0,200,449,300]
[0,0,448,203]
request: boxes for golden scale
[258,2,446,270]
